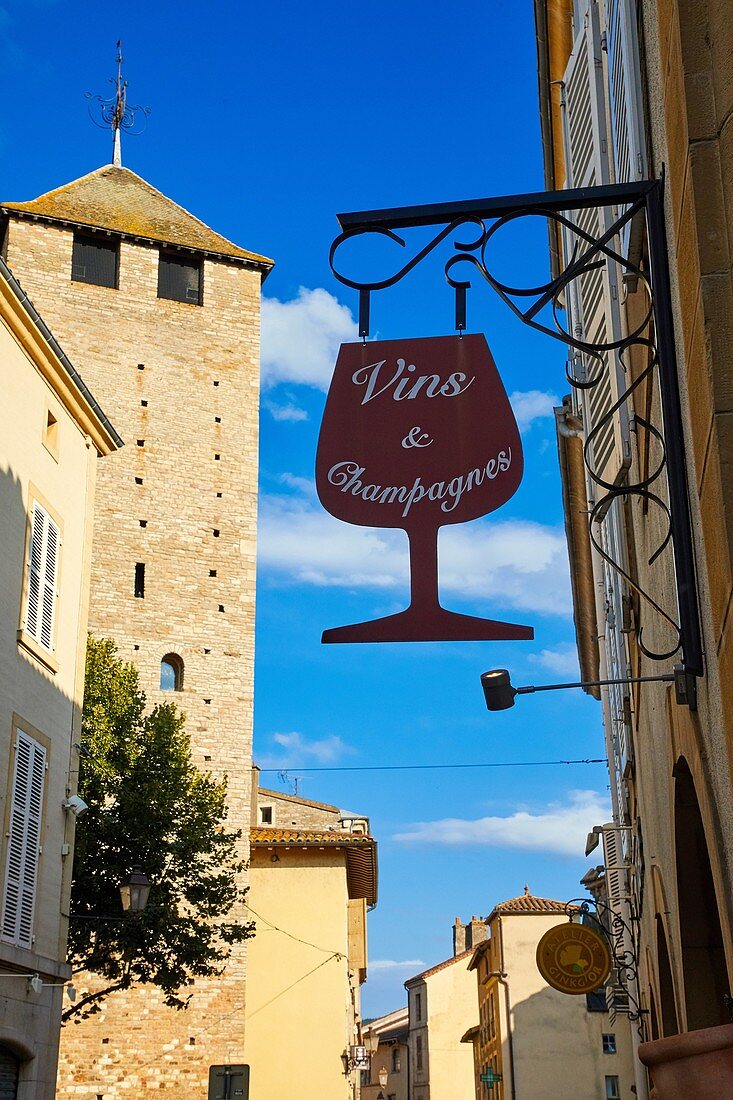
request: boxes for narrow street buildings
[0,257,120,1095]
[404,947,476,1100]
[465,892,634,1100]
[246,775,377,1099]
[362,1008,409,1100]
[534,0,733,1086]
[1,164,272,1094]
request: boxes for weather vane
[85,41,151,167]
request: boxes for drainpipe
[488,918,516,1100]
[489,972,516,1100]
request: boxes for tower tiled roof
[488,889,572,920]
[1,165,274,270]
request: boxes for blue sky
[0,0,611,1016]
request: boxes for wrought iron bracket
[329,179,703,687]
[566,896,648,1041]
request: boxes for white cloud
[261,287,358,390]
[263,398,309,422]
[256,731,355,769]
[369,959,426,973]
[528,643,580,678]
[510,390,559,432]
[258,488,571,616]
[393,790,609,858]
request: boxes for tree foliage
[65,636,252,1020]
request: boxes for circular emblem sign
[536,922,612,995]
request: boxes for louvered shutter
[604,0,647,257]
[2,730,46,949]
[24,502,60,653]
[561,0,631,489]
[601,823,628,915]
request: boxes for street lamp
[479,666,691,712]
[378,1066,388,1088]
[119,866,151,913]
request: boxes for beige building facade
[362,1007,409,1100]
[404,947,476,1100]
[246,776,377,1099]
[1,164,272,1095]
[466,892,635,1100]
[533,0,733,1090]
[0,256,119,1096]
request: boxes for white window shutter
[561,0,631,489]
[601,823,628,915]
[24,503,59,653]
[604,0,647,257]
[2,731,46,949]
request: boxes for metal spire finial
[85,40,151,166]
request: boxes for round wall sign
[536,921,612,995]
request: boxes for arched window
[0,1044,20,1097]
[160,654,184,691]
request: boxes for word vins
[351,358,475,404]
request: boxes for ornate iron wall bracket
[566,896,648,1041]
[329,179,703,685]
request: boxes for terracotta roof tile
[250,825,378,908]
[2,165,273,269]
[250,826,372,846]
[488,892,574,920]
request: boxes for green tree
[64,636,252,1021]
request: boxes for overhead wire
[257,757,605,774]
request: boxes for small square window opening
[72,232,119,289]
[134,563,145,599]
[602,1033,617,1054]
[157,251,202,305]
[260,806,273,824]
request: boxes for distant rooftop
[2,165,274,271]
[488,887,570,921]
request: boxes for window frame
[160,653,184,692]
[1,719,49,950]
[157,249,203,306]
[604,1075,621,1100]
[18,489,62,673]
[71,230,119,289]
[602,1032,617,1054]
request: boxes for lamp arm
[516,673,675,695]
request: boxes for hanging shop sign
[316,334,533,644]
[536,921,612,995]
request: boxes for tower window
[160,654,184,692]
[72,232,119,288]
[134,563,145,598]
[157,251,202,305]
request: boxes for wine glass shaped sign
[315,334,534,643]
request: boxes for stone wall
[4,215,263,1096]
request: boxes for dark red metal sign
[316,334,534,643]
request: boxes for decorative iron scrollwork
[565,896,648,1041]
[329,193,684,664]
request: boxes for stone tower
[1,165,273,1095]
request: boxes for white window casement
[23,500,61,656]
[561,0,631,491]
[2,728,46,949]
[603,0,648,259]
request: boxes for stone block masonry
[4,216,263,1097]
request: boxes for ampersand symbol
[402,426,434,449]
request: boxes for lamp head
[481,669,517,711]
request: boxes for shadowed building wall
[1,165,272,1097]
